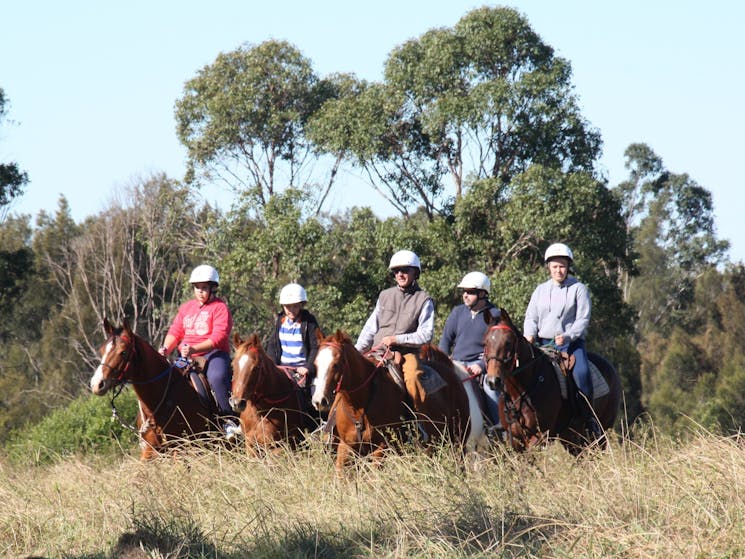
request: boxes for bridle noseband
[101,334,136,384]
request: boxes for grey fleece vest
[373,285,431,346]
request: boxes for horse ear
[483,310,494,326]
[233,332,243,347]
[248,332,262,348]
[315,327,324,343]
[122,318,133,336]
[333,330,345,342]
[103,317,113,337]
[500,308,512,326]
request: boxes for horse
[89,318,216,460]
[482,309,622,453]
[312,331,483,473]
[229,333,316,454]
[312,331,410,473]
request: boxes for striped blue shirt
[278,317,305,367]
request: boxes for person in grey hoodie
[523,243,599,436]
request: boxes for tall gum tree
[309,6,601,218]
[175,40,336,213]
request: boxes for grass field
[2,427,744,558]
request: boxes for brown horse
[311,331,411,473]
[89,318,215,460]
[312,331,483,473]
[229,333,316,454]
[483,309,621,453]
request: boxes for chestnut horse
[89,318,215,460]
[312,331,482,473]
[229,333,316,454]
[483,309,621,453]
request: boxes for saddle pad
[415,364,448,396]
[552,359,609,401]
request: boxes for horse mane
[232,332,264,358]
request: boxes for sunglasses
[392,267,414,275]
[463,289,480,295]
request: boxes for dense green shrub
[4,388,139,465]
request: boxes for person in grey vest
[355,250,440,405]
[355,250,434,353]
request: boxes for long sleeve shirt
[166,297,233,355]
[523,276,590,343]
[439,303,499,364]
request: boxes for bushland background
[1,6,744,557]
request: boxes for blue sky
[2,1,743,262]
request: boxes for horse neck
[128,337,175,404]
[261,355,294,392]
[338,344,377,401]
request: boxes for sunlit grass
[2,427,745,558]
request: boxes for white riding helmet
[189,264,219,285]
[388,250,421,271]
[457,271,491,293]
[279,283,307,305]
[544,243,574,264]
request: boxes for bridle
[102,332,178,434]
[100,333,137,384]
[320,340,384,444]
[322,341,379,397]
[484,323,547,447]
[234,345,294,406]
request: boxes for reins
[107,335,178,433]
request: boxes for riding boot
[576,391,601,438]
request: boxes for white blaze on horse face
[312,346,333,409]
[237,354,250,376]
[90,340,114,395]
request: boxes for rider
[265,282,322,397]
[439,272,502,432]
[355,250,435,394]
[523,243,599,436]
[158,264,238,437]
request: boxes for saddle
[540,346,575,376]
[173,356,219,415]
[367,348,447,397]
[537,347,609,401]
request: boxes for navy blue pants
[204,350,233,416]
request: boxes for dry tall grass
[2,427,745,558]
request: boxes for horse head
[482,308,523,392]
[229,332,264,413]
[312,330,354,412]
[90,317,137,396]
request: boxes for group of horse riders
[158,241,597,439]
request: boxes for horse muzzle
[89,369,112,396]
[229,395,246,413]
[486,375,503,392]
[311,393,330,412]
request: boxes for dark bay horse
[89,318,215,460]
[312,331,482,473]
[229,333,316,454]
[483,309,621,453]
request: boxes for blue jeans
[554,338,592,400]
[204,350,233,416]
[457,360,501,427]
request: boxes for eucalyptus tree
[309,6,600,218]
[614,143,729,337]
[175,40,337,213]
